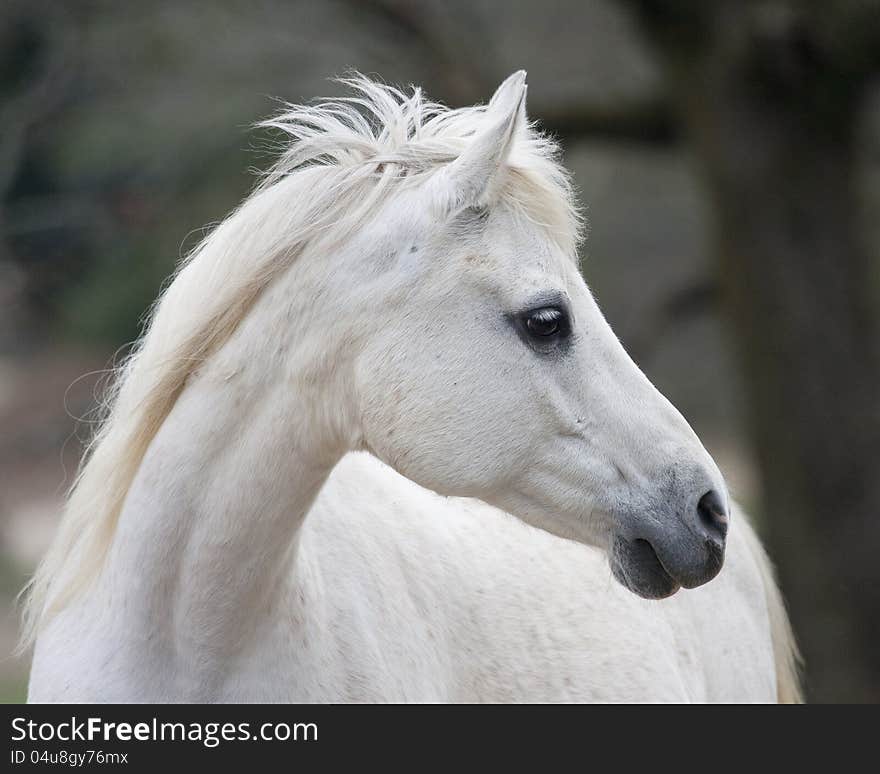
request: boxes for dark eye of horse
[524,307,567,338]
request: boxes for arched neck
[97,276,357,696]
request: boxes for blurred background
[1,0,878,702]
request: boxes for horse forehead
[475,212,568,272]
[456,240,568,286]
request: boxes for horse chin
[610,535,681,600]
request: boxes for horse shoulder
[294,453,715,701]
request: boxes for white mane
[20,75,582,646]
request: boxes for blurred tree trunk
[626,0,880,701]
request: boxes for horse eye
[524,307,566,338]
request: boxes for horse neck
[99,259,359,692]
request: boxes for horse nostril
[697,489,728,545]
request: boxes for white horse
[23,72,801,703]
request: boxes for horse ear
[436,70,527,212]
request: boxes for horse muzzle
[610,489,728,599]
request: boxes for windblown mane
[20,75,582,646]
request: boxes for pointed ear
[436,70,527,212]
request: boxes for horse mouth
[610,536,681,600]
